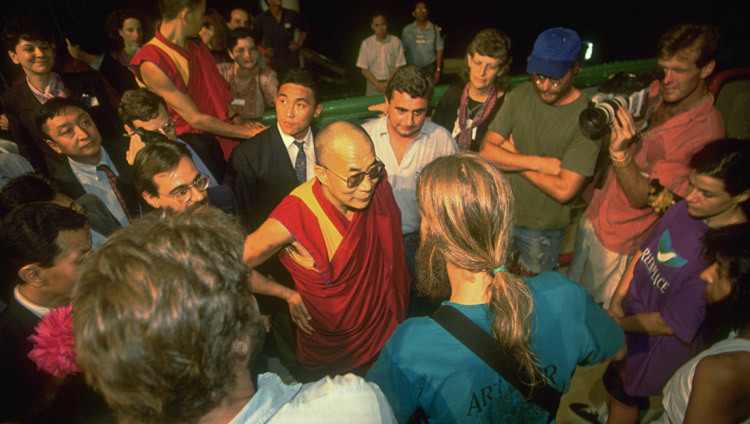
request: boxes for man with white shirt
[37,97,140,226]
[357,13,406,95]
[0,203,111,423]
[362,65,457,315]
[224,67,322,377]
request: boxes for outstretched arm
[139,61,265,139]
[244,218,314,334]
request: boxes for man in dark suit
[118,88,227,184]
[133,141,238,215]
[224,67,322,377]
[0,173,122,248]
[0,203,112,423]
[37,97,139,225]
[64,24,138,96]
[1,17,123,175]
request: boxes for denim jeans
[512,225,565,274]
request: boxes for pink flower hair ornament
[27,304,81,377]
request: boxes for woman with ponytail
[366,153,625,423]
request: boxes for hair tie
[492,266,507,275]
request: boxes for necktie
[96,164,132,222]
[293,140,306,183]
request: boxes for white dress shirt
[363,116,457,234]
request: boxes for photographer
[569,24,724,308]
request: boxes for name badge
[231,98,246,107]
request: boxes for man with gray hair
[363,65,456,315]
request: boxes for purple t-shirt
[616,201,709,397]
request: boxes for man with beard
[133,141,236,214]
[73,208,395,423]
[480,27,600,276]
[243,121,410,381]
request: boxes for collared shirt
[175,138,218,187]
[68,148,129,226]
[278,123,316,181]
[26,72,67,104]
[586,80,724,255]
[363,116,457,233]
[356,34,407,80]
[13,286,50,319]
[401,21,444,67]
[228,372,396,423]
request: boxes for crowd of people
[0,0,748,423]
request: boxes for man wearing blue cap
[480,27,601,276]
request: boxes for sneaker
[569,402,605,424]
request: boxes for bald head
[315,121,374,167]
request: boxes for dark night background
[1,0,748,97]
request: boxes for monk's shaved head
[315,121,374,167]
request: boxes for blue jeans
[512,225,565,274]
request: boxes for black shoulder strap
[431,305,561,420]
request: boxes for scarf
[456,82,498,151]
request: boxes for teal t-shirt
[366,272,624,423]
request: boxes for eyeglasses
[531,73,564,88]
[158,119,176,134]
[319,160,384,189]
[159,175,210,203]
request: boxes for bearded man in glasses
[243,120,410,382]
[133,140,237,215]
[480,27,601,277]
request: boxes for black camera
[134,127,171,144]
[579,71,658,139]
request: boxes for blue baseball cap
[527,27,581,78]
